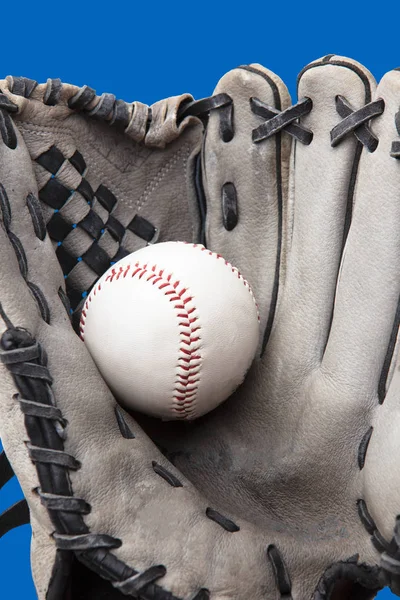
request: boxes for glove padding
[1,55,400,599]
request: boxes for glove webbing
[0,79,161,334]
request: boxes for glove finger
[325,70,400,573]
[271,56,377,375]
[0,76,204,334]
[322,69,400,400]
[201,64,292,353]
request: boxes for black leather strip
[357,498,376,535]
[177,93,232,123]
[128,215,157,242]
[219,102,234,142]
[152,461,183,488]
[36,146,65,175]
[258,99,312,144]
[0,182,11,230]
[69,150,86,175]
[106,214,126,243]
[95,184,118,212]
[39,177,72,210]
[193,153,207,246]
[0,343,40,364]
[205,507,240,532]
[331,97,384,151]
[81,243,111,276]
[0,93,18,113]
[0,499,30,538]
[9,361,53,382]
[68,86,97,111]
[113,565,167,594]
[56,245,78,275]
[88,93,116,119]
[26,192,46,241]
[54,532,122,551]
[358,426,373,469]
[252,97,313,144]
[18,398,65,423]
[44,78,63,106]
[378,292,400,404]
[8,230,28,278]
[67,285,85,314]
[0,110,17,149]
[58,286,71,318]
[394,111,400,137]
[267,544,292,598]
[372,530,393,553]
[39,491,91,514]
[114,406,135,439]
[77,179,95,204]
[47,212,73,241]
[0,450,15,489]
[79,209,105,240]
[111,99,131,129]
[27,281,51,324]
[391,140,400,158]
[27,445,81,470]
[10,77,37,98]
[145,108,153,136]
[221,182,238,231]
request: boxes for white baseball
[80,242,260,421]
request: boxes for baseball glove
[0,54,399,599]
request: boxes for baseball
[80,242,260,421]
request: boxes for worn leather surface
[1,56,400,599]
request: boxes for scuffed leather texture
[1,56,400,600]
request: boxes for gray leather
[1,56,399,599]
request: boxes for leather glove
[1,55,399,599]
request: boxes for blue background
[0,1,398,598]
